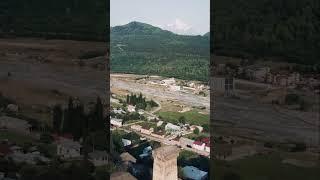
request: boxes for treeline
[111,52,209,82]
[52,97,106,141]
[126,93,158,110]
[0,0,107,41]
[213,0,320,65]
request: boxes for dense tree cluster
[126,93,158,110]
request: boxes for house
[182,166,208,180]
[162,78,176,85]
[111,118,123,127]
[122,138,132,147]
[245,66,270,82]
[192,141,205,151]
[56,138,81,159]
[138,109,145,115]
[89,150,108,166]
[212,77,235,96]
[179,137,195,148]
[169,85,181,91]
[10,145,22,153]
[202,137,210,153]
[165,123,181,132]
[127,105,136,112]
[131,125,142,132]
[156,121,164,127]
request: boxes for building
[156,121,164,127]
[151,131,165,139]
[169,85,181,91]
[89,150,108,166]
[56,138,81,159]
[190,125,203,133]
[182,166,208,180]
[165,123,181,132]
[111,118,123,127]
[162,78,176,85]
[8,151,50,165]
[245,66,270,82]
[113,108,125,114]
[122,138,132,147]
[153,146,180,180]
[127,105,136,112]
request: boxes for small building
[111,118,123,127]
[56,138,81,159]
[156,121,164,127]
[182,166,208,180]
[190,125,203,133]
[162,78,176,85]
[165,123,181,132]
[192,141,205,151]
[127,105,136,112]
[89,150,108,166]
[212,77,235,96]
[122,138,132,147]
[0,116,32,134]
[169,85,181,91]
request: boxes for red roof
[193,141,204,146]
[201,137,210,144]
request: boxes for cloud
[164,18,198,35]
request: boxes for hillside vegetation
[111,22,210,82]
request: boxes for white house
[156,121,164,127]
[122,138,132,147]
[56,138,81,159]
[89,150,108,166]
[162,78,176,85]
[165,123,181,132]
[190,125,203,133]
[179,137,195,148]
[111,118,123,127]
[169,85,181,91]
[113,108,125,114]
[127,105,136,112]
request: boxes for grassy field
[0,130,35,145]
[213,153,320,180]
[156,110,209,126]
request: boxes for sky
[110,0,210,35]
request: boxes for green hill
[110,22,210,82]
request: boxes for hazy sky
[110,0,210,35]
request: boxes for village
[110,76,211,180]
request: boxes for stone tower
[152,145,180,180]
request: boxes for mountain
[111,21,210,56]
[110,21,210,82]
